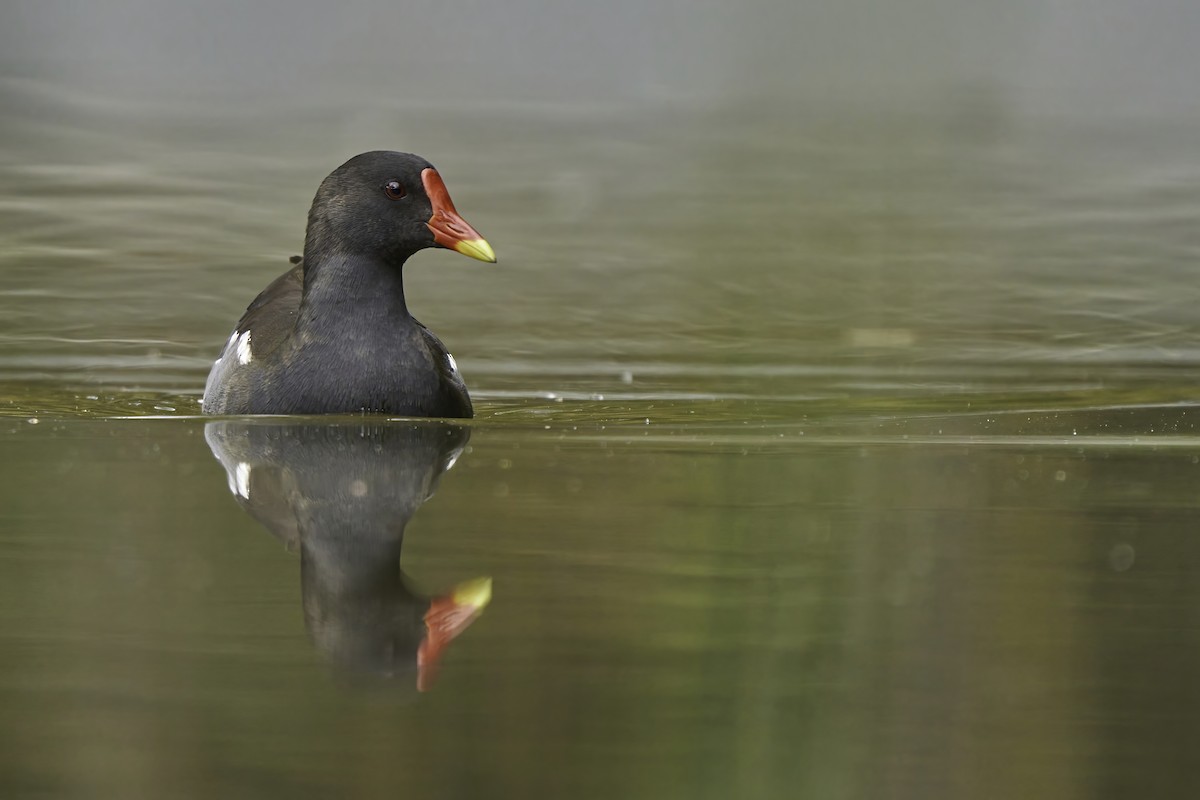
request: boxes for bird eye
[383,180,406,200]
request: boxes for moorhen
[201,151,495,417]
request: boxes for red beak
[422,168,497,263]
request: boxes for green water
[4,80,1200,798]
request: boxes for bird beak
[422,168,497,263]
[416,576,492,691]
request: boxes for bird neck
[298,251,412,327]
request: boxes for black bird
[202,151,495,417]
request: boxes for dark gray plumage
[202,151,495,417]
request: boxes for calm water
[4,74,1200,797]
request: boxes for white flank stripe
[235,331,252,365]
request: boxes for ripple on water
[4,375,1200,454]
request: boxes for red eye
[384,180,406,200]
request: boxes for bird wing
[229,260,305,360]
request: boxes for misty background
[4,1,1200,118]
[4,0,1200,399]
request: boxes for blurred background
[4,3,1200,800]
[3,0,1200,402]
[7,0,1200,115]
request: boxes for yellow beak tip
[452,577,493,609]
[453,238,497,263]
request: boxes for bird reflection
[204,420,490,692]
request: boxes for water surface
[3,77,1200,798]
